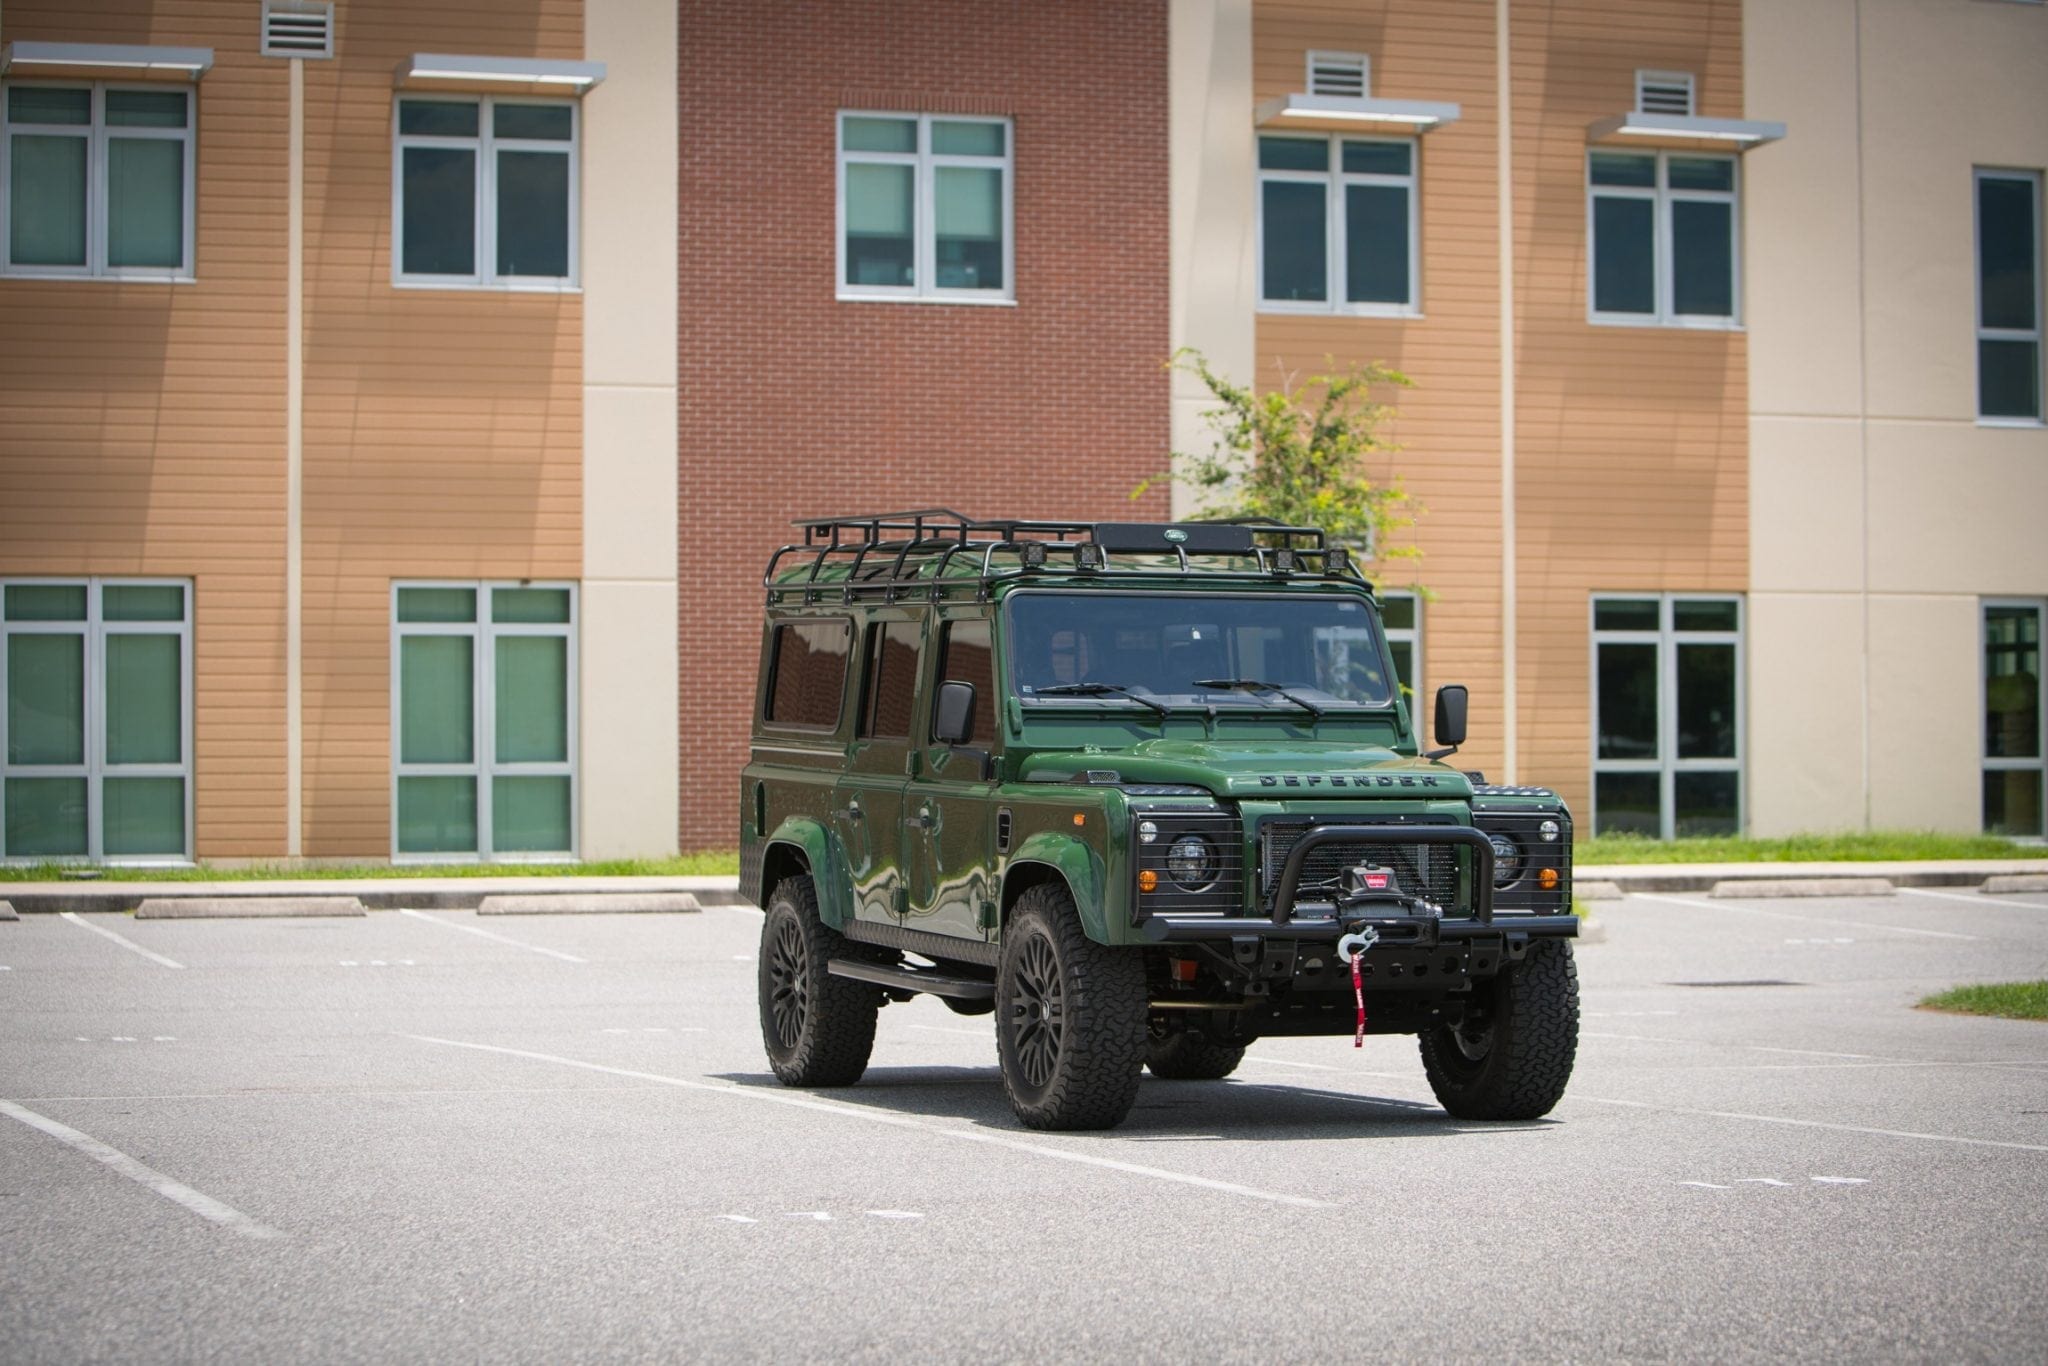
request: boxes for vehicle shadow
[710,1065,1560,1141]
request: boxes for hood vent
[1306,50,1369,100]
[262,1,334,59]
[1634,69,1694,116]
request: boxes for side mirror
[933,680,977,746]
[1429,684,1468,759]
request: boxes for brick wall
[676,0,1173,849]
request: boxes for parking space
[3,892,2046,1360]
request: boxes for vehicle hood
[1018,739,1473,801]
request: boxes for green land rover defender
[742,511,1580,1131]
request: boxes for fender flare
[762,816,855,931]
[1004,832,1110,943]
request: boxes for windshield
[1007,592,1396,709]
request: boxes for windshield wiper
[1029,682,1173,718]
[1193,677,1326,720]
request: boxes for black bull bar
[1137,824,1578,945]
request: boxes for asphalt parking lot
[3,889,2045,1363]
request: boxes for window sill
[1977,416,2047,429]
[836,291,1017,308]
[1588,314,1743,332]
[2,270,195,285]
[392,279,582,295]
[1258,303,1423,320]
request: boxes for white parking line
[407,1034,1331,1209]
[0,1098,281,1239]
[1630,893,1978,941]
[396,909,586,963]
[1574,1095,2048,1154]
[58,912,184,969]
[1897,887,2008,908]
[1584,1031,1877,1061]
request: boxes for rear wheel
[758,875,880,1088]
[1145,1015,1250,1080]
[996,884,1148,1130]
[1418,938,1579,1120]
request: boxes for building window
[1984,601,2043,836]
[393,96,577,288]
[1258,135,1417,313]
[1588,151,1737,326]
[837,112,1011,301]
[1380,590,1421,704]
[1976,169,2042,423]
[3,84,195,279]
[2,580,192,862]
[392,584,577,860]
[1591,595,1742,838]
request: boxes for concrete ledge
[1709,877,1895,899]
[1574,918,1607,945]
[1576,880,1624,901]
[135,896,367,919]
[0,900,16,921]
[477,892,700,915]
[1982,873,2048,895]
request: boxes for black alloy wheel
[994,883,1148,1131]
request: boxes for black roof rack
[762,510,1367,606]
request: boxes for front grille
[1258,820,1466,914]
[1132,806,1244,918]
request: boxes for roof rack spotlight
[1018,540,1048,569]
[1273,548,1299,574]
[1075,543,1104,571]
[1325,546,1351,576]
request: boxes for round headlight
[1488,831,1523,888]
[1137,820,1160,845]
[1538,819,1560,842]
[1165,834,1217,892]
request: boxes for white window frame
[1586,149,1741,330]
[1379,589,1422,706]
[1974,167,2044,427]
[1589,593,1744,840]
[391,94,580,291]
[1982,597,2045,835]
[1,578,195,864]
[1256,134,1420,317]
[390,581,579,863]
[835,111,1015,306]
[1,81,197,281]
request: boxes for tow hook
[1337,926,1379,1048]
[1336,927,1380,964]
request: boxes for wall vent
[262,1,334,60]
[1634,69,1694,117]
[1306,50,1370,100]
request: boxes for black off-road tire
[758,875,881,1088]
[1418,938,1579,1120]
[1145,1029,1248,1081]
[996,884,1149,1131]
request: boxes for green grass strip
[1581,830,2032,865]
[1918,981,2048,1021]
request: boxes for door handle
[906,813,934,830]
[844,803,864,822]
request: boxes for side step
[827,958,995,1001]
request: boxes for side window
[859,621,920,740]
[766,620,850,730]
[935,619,995,747]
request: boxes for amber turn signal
[1138,869,1159,893]
[1072,813,1086,827]
[1539,867,1559,891]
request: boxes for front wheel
[758,875,880,1088]
[995,884,1148,1130]
[1418,938,1579,1120]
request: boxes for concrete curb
[1709,877,1896,899]
[1983,874,2048,895]
[1576,880,1625,901]
[477,893,701,915]
[135,896,367,919]
[0,876,753,915]
[1574,919,1608,945]
[0,900,16,921]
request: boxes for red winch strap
[1351,951,1366,1048]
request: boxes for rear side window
[860,621,921,739]
[766,619,851,729]
[936,619,995,747]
